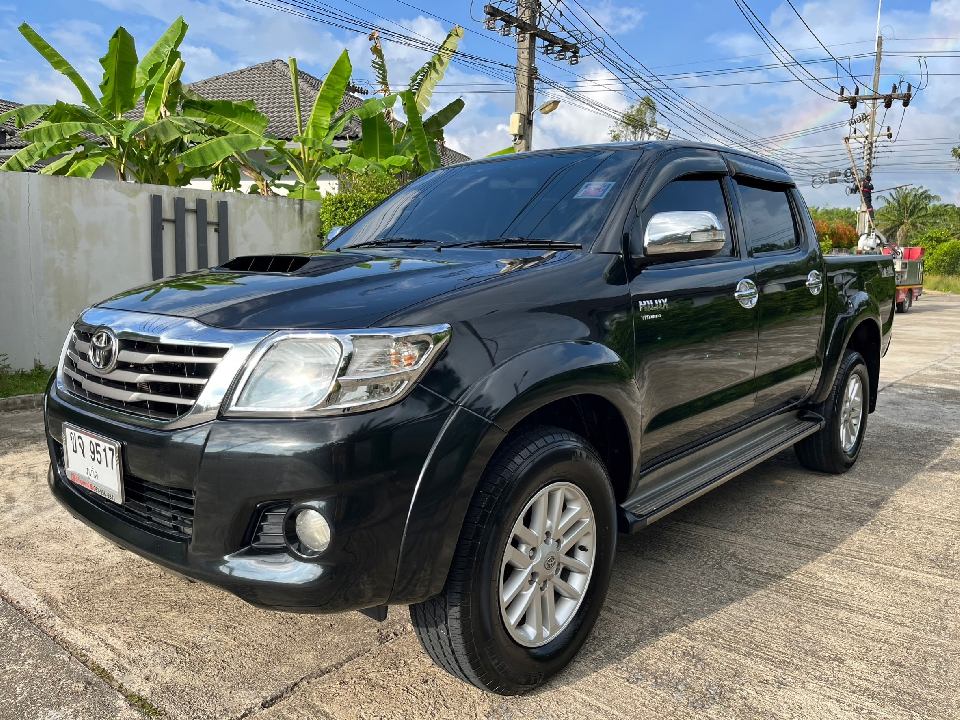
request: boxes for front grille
[61,329,228,421]
[54,440,195,542]
[249,503,291,552]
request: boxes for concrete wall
[0,173,322,370]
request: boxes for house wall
[0,172,322,370]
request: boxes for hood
[98,250,533,330]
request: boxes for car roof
[448,140,790,179]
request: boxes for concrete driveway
[2,294,959,720]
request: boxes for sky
[1,0,958,208]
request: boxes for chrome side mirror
[326,226,345,241]
[643,211,726,258]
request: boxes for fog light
[295,509,331,553]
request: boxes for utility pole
[482,2,586,152]
[836,0,911,235]
[513,0,538,152]
[864,34,883,181]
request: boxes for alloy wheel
[839,373,864,454]
[498,481,596,647]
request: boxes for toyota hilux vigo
[45,141,895,694]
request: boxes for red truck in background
[883,246,924,313]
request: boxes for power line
[784,0,860,88]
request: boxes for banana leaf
[182,98,269,136]
[98,27,139,116]
[0,104,50,128]
[136,16,187,87]
[37,152,77,175]
[142,54,181,123]
[381,155,413,171]
[1,141,62,172]
[44,101,107,124]
[179,133,264,168]
[400,90,440,171]
[486,146,517,157]
[65,154,109,178]
[306,49,351,139]
[422,98,464,139]
[371,44,389,95]
[139,116,205,143]
[160,59,186,117]
[18,23,100,108]
[20,121,111,144]
[409,26,463,115]
[361,113,394,162]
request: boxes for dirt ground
[2,293,959,720]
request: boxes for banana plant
[356,26,467,177]
[0,17,268,187]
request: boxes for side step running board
[619,416,823,534]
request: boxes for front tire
[794,349,870,474]
[409,426,617,695]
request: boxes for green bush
[319,172,400,243]
[926,240,960,276]
[912,227,956,252]
[819,240,833,256]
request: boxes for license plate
[62,424,123,505]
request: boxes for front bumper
[45,382,454,613]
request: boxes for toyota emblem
[89,328,119,374]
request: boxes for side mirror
[639,211,726,263]
[326,226,345,241]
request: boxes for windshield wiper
[348,237,445,249]
[456,237,581,250]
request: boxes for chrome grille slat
[63,365,196,406]
[117,349,223,365]
[62,326,229,420]
[67,351,209,386]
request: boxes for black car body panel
[44,141,895,613]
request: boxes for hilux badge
[89,328,119,374]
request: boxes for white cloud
[585,1,647,35]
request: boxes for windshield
[329,149,641,249]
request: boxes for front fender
[811,290,881,406]
[388,341,640,604]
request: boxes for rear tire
[409,426,617,695]
[794,350,870,474]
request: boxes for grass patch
[75,650,165,718]
[0,364,51,398]
[925,274,960,294]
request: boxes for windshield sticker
[574,182,615,199]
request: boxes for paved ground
[1,293,959,720]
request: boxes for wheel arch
[812,296,882,413]
[388,341,641,605]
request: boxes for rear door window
[736,181,800,254]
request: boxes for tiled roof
[0,98,31,150]
[187,59,470,166]
[187,59,365,141]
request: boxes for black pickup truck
[44,142,895,694]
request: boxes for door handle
[806,269,823,296]
[734,279,758,309]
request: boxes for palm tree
[876,186,940,245]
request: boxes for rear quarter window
[736,181,800,254]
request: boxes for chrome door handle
[734,279,758,309]
[806,269,823,296]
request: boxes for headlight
[224,324,451,416]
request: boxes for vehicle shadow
[539,385,957,696]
